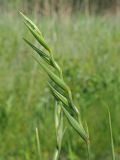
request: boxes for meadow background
[0,0,120,159]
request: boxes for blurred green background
[0,0,120,159]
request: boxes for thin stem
[53,148,59,160]
[107,107,115,160]
[53,101,63,160]
[85,122,90,160]
[36,127,41,160]
[87,141,90,160]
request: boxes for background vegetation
[0,0,120,15]
[0,0,120,159]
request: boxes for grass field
[0,13,120,159]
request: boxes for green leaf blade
[61,105,88,143]
[24,38,51,65]
[25,22,51,53]
[48,83,69,107]
[35,60,69,92]
[20,11,42,36]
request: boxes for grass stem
[107,107,115,160]
[36,127,41,160]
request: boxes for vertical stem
[107,107,115,160]
[53,148,59,160]
[85,122,90,160]
[87,141,90,160]
[50,51,64,160]
[36,128,42,160]
[53,101,63,160]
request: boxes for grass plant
[0,12,120,159]
[35,128,41,159]
[20,11,89,159]
[107,107,115,160]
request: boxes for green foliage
[0,13,120,159]
[0,0,119,15]
[20,12,89,160]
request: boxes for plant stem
[87,141,90,160]
[107,107,115,160]
[85,122,90,160]
[36,127,42,160]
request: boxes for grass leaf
[24,38,51,65]
[61,105,88,142]
[24,22,51,53]
[107,107,115,160]
[48,83,69,107]
[19,11,42,36]
[34,58,69,92]
[20,12,51,52]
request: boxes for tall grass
[36,128,41,159]
[107,107,115,160]
[20,11,89,159]
[0,13,120,159]
[20,12,119,159]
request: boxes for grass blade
[24,38,51,65]
[53,102,64,160]
[61,105,88,142]
[85,122,90,160]
[34,57,69,92]
[35,128,42,160]
[55,102,64,149]
[48,83,69,107]
[107,107,115,160]
[19,11,42,36]
[24,22,51,53]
